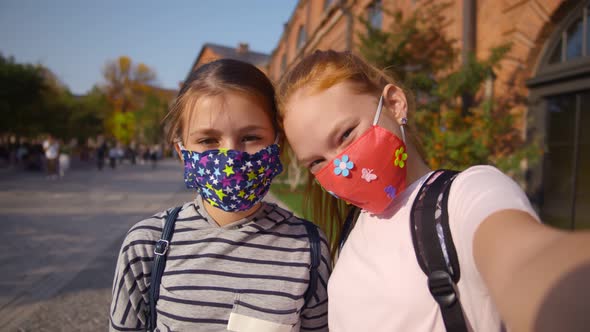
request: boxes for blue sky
[0,0,297,95]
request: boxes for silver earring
[400,118,407,144]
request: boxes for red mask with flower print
[315,97,408,214]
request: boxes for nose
[222,138,240,152]
[324,150,339,164]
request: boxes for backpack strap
[410,170,467,332]
[148,206,182,332]
[302,221,321,308]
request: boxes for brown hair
[277,50,417,258]
[165,59,279,145]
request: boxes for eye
[197,138,218,146]
[242,135,261,143]
[308,158,326,172]
[341,127,354,141]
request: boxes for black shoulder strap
[410,170,467,332]
[148,206,182,332]
[302,221,321,309]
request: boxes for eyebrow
[188,124,269,138]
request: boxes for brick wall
[268,0,569,94]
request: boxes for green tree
[0,54,47,137]
[135,90,170,144]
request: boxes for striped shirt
[110,196,331,332]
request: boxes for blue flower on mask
[333,155,354,177]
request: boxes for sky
[0,0,298,95]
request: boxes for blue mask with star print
[178,143,283,212]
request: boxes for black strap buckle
[428,270,458,308]
[154,239,169,256]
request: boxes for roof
[204,43,270,66]
[184,43,271,82]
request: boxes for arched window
[297,26,307,50]
[547,7,588,64]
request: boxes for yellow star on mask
[205,183,214,190]
[214,188,226,200]
[218,148,229,156]
[207,198,218,207]
[258,166,265,174]
[223,165,234,177]
[247,193,256,201]
[238,190,246,198]
[247,171,257,181]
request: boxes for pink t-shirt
[328,166,539,331]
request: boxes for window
[548,7,589,64]
[542,92,590,230]
[367,0,383,29]
[324,0,333,12]
[297,26,307,50]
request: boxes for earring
[400,118,407,144]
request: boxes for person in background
[42,134,59,179]
[58,139,70,178]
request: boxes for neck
[405,140,432,185]
[203,201,262,226]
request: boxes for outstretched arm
[474,210,590,332]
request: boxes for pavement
[0,159,287,332]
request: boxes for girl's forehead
[183,92,274,132]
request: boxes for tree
[135,89,173,145]
[357,0,540,182]
[0,54,47,137]
[102,56,157,144]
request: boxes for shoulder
[124,201,196,242]
[262,202,330,246]
[451,165,527,200]
[455,165,514,184]
[447,165,539,249]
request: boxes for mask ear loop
[373,96,407,144]
[372,96,384,126]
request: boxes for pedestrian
[96,139,107,171]
[109,59,330,331]
[276,50,590,331]
[42,134,59,179]
[108,142,118,169]
[58,140,70,178]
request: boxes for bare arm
[474,209,590,331]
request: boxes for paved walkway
[0,159,287,332]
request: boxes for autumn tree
[102,56,157,144]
